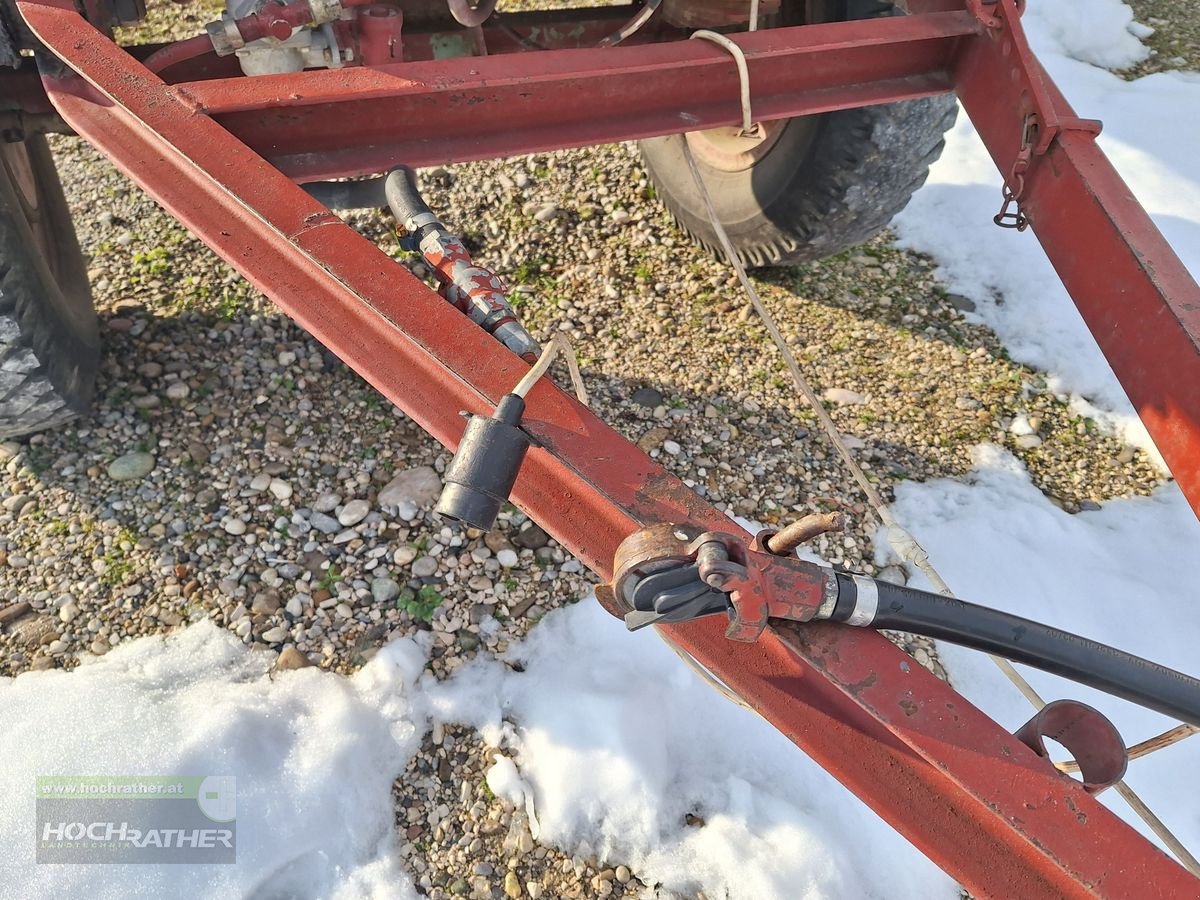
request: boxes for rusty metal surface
[180,12,975,179]
[1015,701,1129,795]
[13,0,1200,893]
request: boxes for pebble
[378,466,441,508]
[223,518,247,536]
[513,524,549,550]
[632,387,663,408]
[165,382,190,401]
[58,601,79,624]
[250,473,272,491]
[394,545,419,566]
[496,549,519,568]
[371,577,401,604]
[274,646,312,670]
[107,451,156,481]
[662,440,682,456]
[310,512,341,535]
[261,626,288,643]
[823,388,866,406]
[338,499,370,527]
[412,556,438,577]
[503,871,523,898]
[313,493,341,513]
[269,479,293,501]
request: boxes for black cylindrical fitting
[435,394,530,531]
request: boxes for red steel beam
[177,12,976,179]
[952,2,1200,517]
[18,0,1200,895]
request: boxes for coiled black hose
[830,574,1200,728]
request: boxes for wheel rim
[684,120,791,173]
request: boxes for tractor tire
[0,134,98,439]
[638,0,958,268]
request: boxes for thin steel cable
[678,137,1200,875]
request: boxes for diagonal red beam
[177,12,977,179]
[15,0,1199,895]
[952,6,1200,519]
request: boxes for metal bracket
[973,0,1102,229]
[1014,700,1128,795]
[607,523,834,641]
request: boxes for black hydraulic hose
[829,574,1200,728]
[383,166,434,225]
[301,177,388,210]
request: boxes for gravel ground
[1,1,1191,897]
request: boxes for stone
[378,466,442,509]
[250,473,272,491]
[496,548,519,568]
[310,512,341,535]
[371,577,401,604]
[662,440,682,456]
[945,293,976,312]
[313,492,341,513]
[58,601,80,624]
[615,866,631,884]
[223,518,247,536]
[251,592,281,615]
[513,523,549,550]
[457,632,479,651]
[504,871,523,899]
[636,426,669,452]
[107,451,155,481]
[412,556,438,578]
[822,388,866,406]
[274,646,312,671]
[261,626,288,643]
[269,479,293,501]
[165,382,190,401]
[632,387,663,408]
[484,531,512,552]
[393,545,418,566]
[338,499,370,527]
[0,601,32,628]
[285,596,304,617]
[1016,434,1043,449]
[186,441,211,464]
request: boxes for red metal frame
[11,0,1200,894]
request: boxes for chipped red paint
[11,0,1200,893]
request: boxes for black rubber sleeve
[383,166,435,225]
[869,581,1200,728]
[302,177,387,210]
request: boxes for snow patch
[428,602,955,900]
[0,623,427,899]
